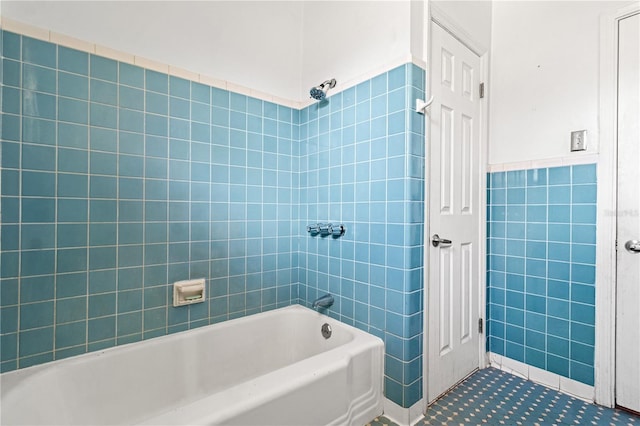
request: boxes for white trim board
[0,16,426,110]
[489,353,595,403]
[595,2,640,409]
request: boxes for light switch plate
[571,130,587,151]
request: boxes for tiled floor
[367,367,640,425]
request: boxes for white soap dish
[173,278,206,307]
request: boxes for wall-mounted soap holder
[173,278,206,307]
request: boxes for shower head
[310,79,337,101]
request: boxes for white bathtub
[0,304,384,425]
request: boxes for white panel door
[616,12,640,414]
[427,22,482,403]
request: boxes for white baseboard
[488,352,595,402]
[383,397,424,426]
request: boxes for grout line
[52,69,59,359]
[16,70,24,366]
[85,53,92,354]
[113,62,120,344]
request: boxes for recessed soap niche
[173,278,206,307]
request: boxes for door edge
[595,2,640,409]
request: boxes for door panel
[616,12,640,413]
[439,247,453,356]
[441,106,454,212]
[427,22,482,403]
[461,114,473,212]
[461,243,472,344]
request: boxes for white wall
[301,1,412,100]
[488,1,630,165]
[411,0,428,64]
[2,1,304,100]
[2,1,426,103]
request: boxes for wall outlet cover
[571,130,587,151]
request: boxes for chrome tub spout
[312,294,334,309]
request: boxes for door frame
[423,3,490,412]
[595,1,640,409]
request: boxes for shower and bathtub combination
[0,12,426,424]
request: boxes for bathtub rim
[1,304,376,378]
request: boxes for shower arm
[321,79,337,89]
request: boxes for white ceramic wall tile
[2,17,49,41]
[500,356,529,379]
[488,352,595,403]
[530,158,569,169]
[198,74,227,90]
[560,376,594,402]
[249,88,274,103]
[383,397,424,426]
[489,352,503,365]
[226,82,253,98]
[562,154,599,165]
[50,31,95,53]
[133,56,169,74]
[95,44,134,65]
[299,97,321,110]
[168,66,199,82]
[488,154,600,172]
[529,365,561,391]
[272,95,301,110]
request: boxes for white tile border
[167,65,199,83]
[560,376,595,401]
[133,55,169,74]
[383,397,424,426]
[489,352,595,402]
[49,31,95,54]
[198,74,227,91]
[529,364,561,390]
[1,16,49,41]
[95,44,134,65]
[1,16,418,111]
[487,154,599,173]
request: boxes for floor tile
[366,368,640,426]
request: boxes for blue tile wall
[1,31,298,372]
[297,64,425,407]
[1,30,426,408]
[487,164,597,386]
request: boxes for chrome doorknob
[432,234,452,247]
[625,240,640,253]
